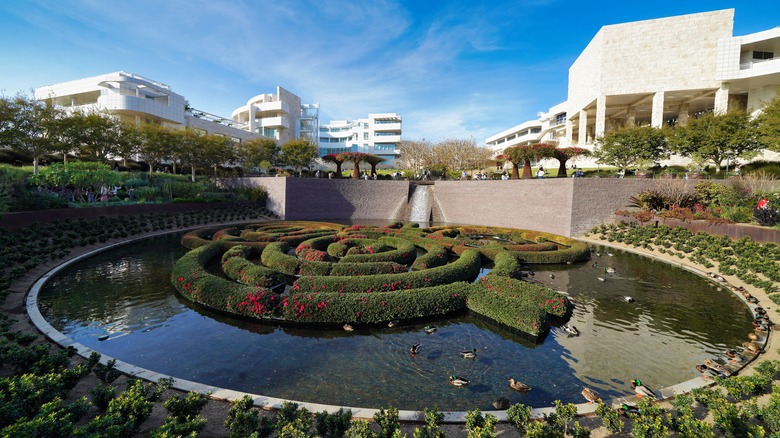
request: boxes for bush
[134,186,161,202]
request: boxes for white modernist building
[488,8,780,166]
[318,113,402,162]
[35,71,261,143]
[230,87,319,145]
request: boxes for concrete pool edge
[24,228,770,422]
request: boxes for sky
[1,1,779,144]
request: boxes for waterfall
[407,184,433,225]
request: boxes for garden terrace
[171,221,582,337]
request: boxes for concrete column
[626,106,636,126]
[564,118,573,147]
[578,110,588,146]
[248,105,257,133]
[595,95,606,138]
[714,83,729,114]
[677,103,689,126]
[651,91,665,128]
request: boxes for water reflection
[38,235,753,410]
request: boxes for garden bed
[616,214,780,244]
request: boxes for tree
[364,154,386,177]
[176,128,205,182]
[432,138,479,172]
[115,122,142,168]
[337,152,372,179]
[3,93,64,174]
[138,124,174,176]
[669,111,760,171]
[281,139,318,177]
[321,154,345,179]
[553,147,590,177]
[594,125,670,173]
[755,90,780,153]
[61,110,121,163]
[201,133,237,178]
[239,137,279,173]
[398,139,433,175]
[501,143,557,179]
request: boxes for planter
[616,214,780,244]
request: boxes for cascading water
[407,184,433,225]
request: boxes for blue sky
[1,1,779,143]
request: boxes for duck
[743,341,761,355]
[597,277,606,282]
[508,378,531,392]
[754,307,767,316]
[563,324,580,336]
[410,343,421,355]
[748,332,759,341]
[703,359,731,377]
[549,273,555,279]
[607,252,614,257]
[726,349,746,364]
[594,252,601,257]
[592,262,598,268]
[696,364,719,379]
[605,267,616,274]
[581,387,602,404]
[617,403,640,417]
[492,397,510,410]
[388,320,399,328]
[747,296,759,304]
[460,348,477,359]
[631,379,659,399]
[449,375,469,386]
[343,324,354,332]
[623,296,635,303]
[424,325,437,334]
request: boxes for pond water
[38,232,754,411]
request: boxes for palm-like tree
[321,154,345,179]
[501,144,557,179]
[364,154,386,177]
[337,152,372,179]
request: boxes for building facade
[230,86,319,145]
[318,113,402,162]
[488,9,780,166]
[35,71,260,142]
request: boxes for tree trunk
[352,162,360,179]
[191,166,196,183]
[336,164,343,179]
[149,163,154,177]
[33,157,39,175]
[511,162,520,179]
[371,164,377,177]
[522,160,532,179]
[556,158,568,177]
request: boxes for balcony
[373,122,401,131]
[257,116,291,129]
[254,100,290,116]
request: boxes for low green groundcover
[171,221,582,336]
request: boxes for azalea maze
[171,221,591,337]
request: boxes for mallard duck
[623,296,634,303]
[492,397,509,410]
[747,296,759,304]
[592,262,598,268]
[743,341,761,354]
[607,252,614,257]
[410,343,421,355]
[563,324,580,336]
[343,324,354,332]
[605,267,616,274]
[424,325,437,334]
[755,307,767,316]
[549,273,555,279]
[388,320,399,328]
[449,375,469,386]
[597,277,606,282]
[696,364,719,379]
[618,403,640,417]
[703,359,731,377]
[460,348,477,359]
[508,378,531,392]
[631,379,659,399]
[594,252,601,257]
[726,349,746,364]
[581,387,602,404]
[748,332,759,341]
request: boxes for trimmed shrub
[478,274,572,318]
[489,251,524,279]
[221,246,285,288]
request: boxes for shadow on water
[38,234,754,410]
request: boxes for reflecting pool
[38,233,753,410]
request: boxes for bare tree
[397,139,433,175]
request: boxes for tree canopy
[755,90,780,153]
[669,111,760,171]
[500,143,557,179]
[281,139,318,176]
[552,147,590,177]
[594,125,670,172]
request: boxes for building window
[363,133,369,140]
[753,51,774,60]
[555,113,567,125]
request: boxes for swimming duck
[508,378,531,392]
[631,379,659,399]
[388,320,399,328]
[597,277,606,282]
[581,387,602,404]
[623,296,634,303]
[748,332,759,341]
[343,324,354,332]
[460,348,477,359]
[605,267,616,274]
[703,359,731,377]
[410,343,421,355]
[743,341,761,355]
[492,397,509,410]
[607,252,614,257]
[617,403,640,417]
[424,325,437,334]
[594,252,601,257]
[449,375,469,386]
[592,262,598,268]
[549,273,555,279]
[563,324,580,336]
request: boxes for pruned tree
[553,147,590,177]
[337,152,372,179]
[281,139,318,177]
[321,153,345,179]
[595,125,670,173]
[501,143,557,179]
[669,111,760,171]
[364,154,386,177]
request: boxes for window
[555,113,567,125]
[363,133,369,140]
[753,51,774,60]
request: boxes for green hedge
[466,286,548,336]
[488,251,523,279]
[338,236,417,264]
[281,282,473,324]
[478,274,571,317]
[292,249,481,294]
[261,242,299,275]
[411,242,448,271]
[221,246,285,288]
[171,243,279,318]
